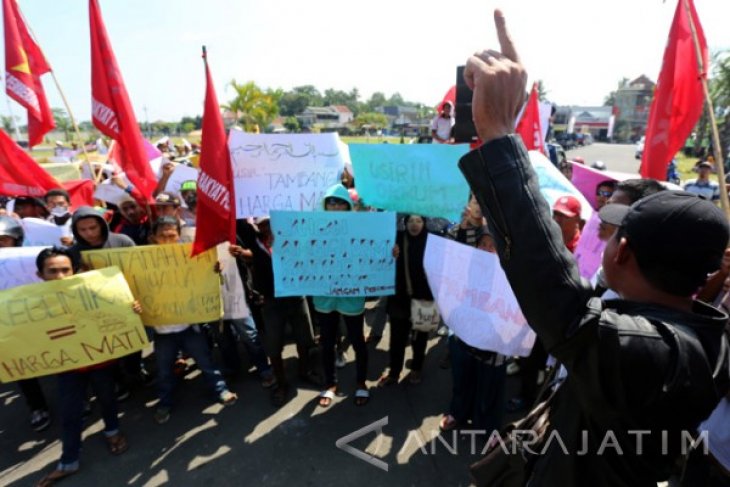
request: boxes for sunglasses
[596,190,613,198]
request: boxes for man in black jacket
[461,10,730,486]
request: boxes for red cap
[553,195,582,218]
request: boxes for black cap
[605,191,729,294]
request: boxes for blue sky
[3,0,729,122]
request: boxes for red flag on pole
[640,0,707,180]
[191,47,236,257]
[89,0,156,201]
[0,128,59,196]
[3,0,55,147]
[515,82,545,154]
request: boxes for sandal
[37,468,79,487]
[106,433,129,455]
[271,385,289,407]
[377,374,398,387]
[439,414,458,432]
[354,387,370,407]
[318,387,337,408]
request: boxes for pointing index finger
[494,9,519,63]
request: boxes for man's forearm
[459,135,592,351]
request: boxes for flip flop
[36,468,79,487]
[318,389,337,408]
[106,433,128,455]
[354,388,370,406]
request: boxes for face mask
[183,194,197,206]
[50,206,70,217]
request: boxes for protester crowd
[2,139,729,485]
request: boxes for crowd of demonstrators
[1,46,730,487]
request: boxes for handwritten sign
[81,243,222,326]
[229,132,347,218]
[21,218,71,247]
[423,234,535,357]
[0,246,47,291]
[574,213,606,280]
[529,151,593,222]
[349,144,471,222]
[0,267,148,382]
[217,242,250,320]
[270,210,396,297]
[570,162,638,210]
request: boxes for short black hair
[596,180,617,191]
[615,179,665,205]
[44,188,71,204]
[152,216,181,235]
[36,247,79,274]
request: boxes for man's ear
[614,237,632,265]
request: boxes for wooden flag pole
[683,0,730,218]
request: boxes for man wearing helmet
[0,216,52,432]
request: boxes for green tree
[223,80,281,132]
[365,92,387,112]
[0,115,15,133]
[354,112,389,131]
[284,116,300,132]
[536,80,548,101]
[710,51,730,158]
[603,77,630,107]
[52,108,72,142]
[387,92,405,106]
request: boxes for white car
[635,136,645,159]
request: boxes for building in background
[613,75,655,142]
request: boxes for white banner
[164,164,199,195]
[217,242,250,320]
[21,218,71,247]
[0,246,48,290]
[423,234,535,357]
[93,180,130,206]
[228,131,347,218]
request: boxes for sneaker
[219,390,238,406]
[30,409,51,432]
[335,352,347,369]
[154,407,171,424]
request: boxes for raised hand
[463,9,527,143]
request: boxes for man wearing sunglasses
[595,180,616,210]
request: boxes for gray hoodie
[69,206,135,257]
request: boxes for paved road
[566,142,640,174]
[1,316,517,487]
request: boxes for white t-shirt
[431,115,454,141]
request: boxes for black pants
[519,338,547,405]
[318,311,367,387]
[388,315,428,377]
[18,378,48,412]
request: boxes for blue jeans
[154,327,229,409]
[210,317,271,378]
[58,366,119,468]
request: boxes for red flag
[3,0,55,147]
[62,180,95,208]
[515,82,546,154]
[437,85,456,110]
[89,0,156,201]
[640,0,707,180]
[0,128,59,196]
[192,48,236,257]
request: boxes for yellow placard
[81,243,222,326]
[0,267,148,382]
[43,162,82,182]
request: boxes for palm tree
[52,107,72,142]
[222,80,280,133]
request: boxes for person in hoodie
[315,184,370,407]
[68,206,139,400]
[68,206,135,258]
[378,215,435,386]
